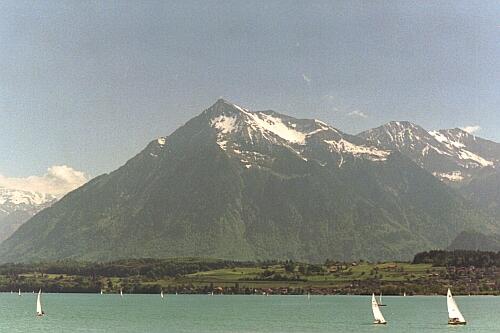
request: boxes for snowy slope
[0,188,56,242]
[360,122,499,183]
[0,188,56,212]
[206,99,391,169]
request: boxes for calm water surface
[0,294,498,332]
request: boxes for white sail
[161,290,164,299]
[307,292,311,300]
[18,289,21,296]
[447,289,466,324]
[36,290,43,316]
[379,293,383,304]
[371,294,386,324]
[100,289,103,295]
[120,289,123,297]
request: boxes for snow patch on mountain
[433,171,464,182]
[371,121,424,149]
[244,112,307,144]
[157,137,166,146]
[307,120,331,136]
[0,166,89,241]
[210,101,337,147]
[324,139,390,162]
[211,115,238,134]
[210,102,305,148]
[430,130,465,149]
[0,188,56,214]
[360,121,499,183]
[208,100,391,169]
[457,149,493,167]
[0,190,51,206]
[429,130,493,167]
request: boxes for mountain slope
[448,230,500,252]
[461,170,500,219]
[0,100,494,262]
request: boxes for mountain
[0,99,494,263]
[0,188,56,242]
[359,122,500,183]
[461,170,500,218]
[359,122,500,225]
[448,230,500,252]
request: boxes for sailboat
[378,292,386,306]
[371,294,387,324]
[403,291,406,297]
[161,290,164,299]
[36,290,44,317]
[100,289,103,295]
[447,289,466,325]
[18,289,21,296]
[307,292,311,301]
[120,288,123,297]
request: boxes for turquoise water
[0,294,498,332]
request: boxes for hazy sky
[1,0,499,181]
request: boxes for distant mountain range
[359,121,500,183]
[0,188,56,243]
[360,121,500,229]
[0,99,498,263]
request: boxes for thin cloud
[461,125,481,134]
[347,110,368,119]
[0,165,89,198]
[321,95,340,111]
[302,73,311,84]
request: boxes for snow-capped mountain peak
[0,187,57,243]
[360,121,499,183]
[361,121,430,148]
[208,99,326,145]
[204,99,390,168]
[430,129,468,149]
[0,188,56,214]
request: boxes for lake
[0,293,498,332]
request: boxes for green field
[0,256,497,296]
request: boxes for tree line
[413,250,500,267]
[0,258,257,278]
